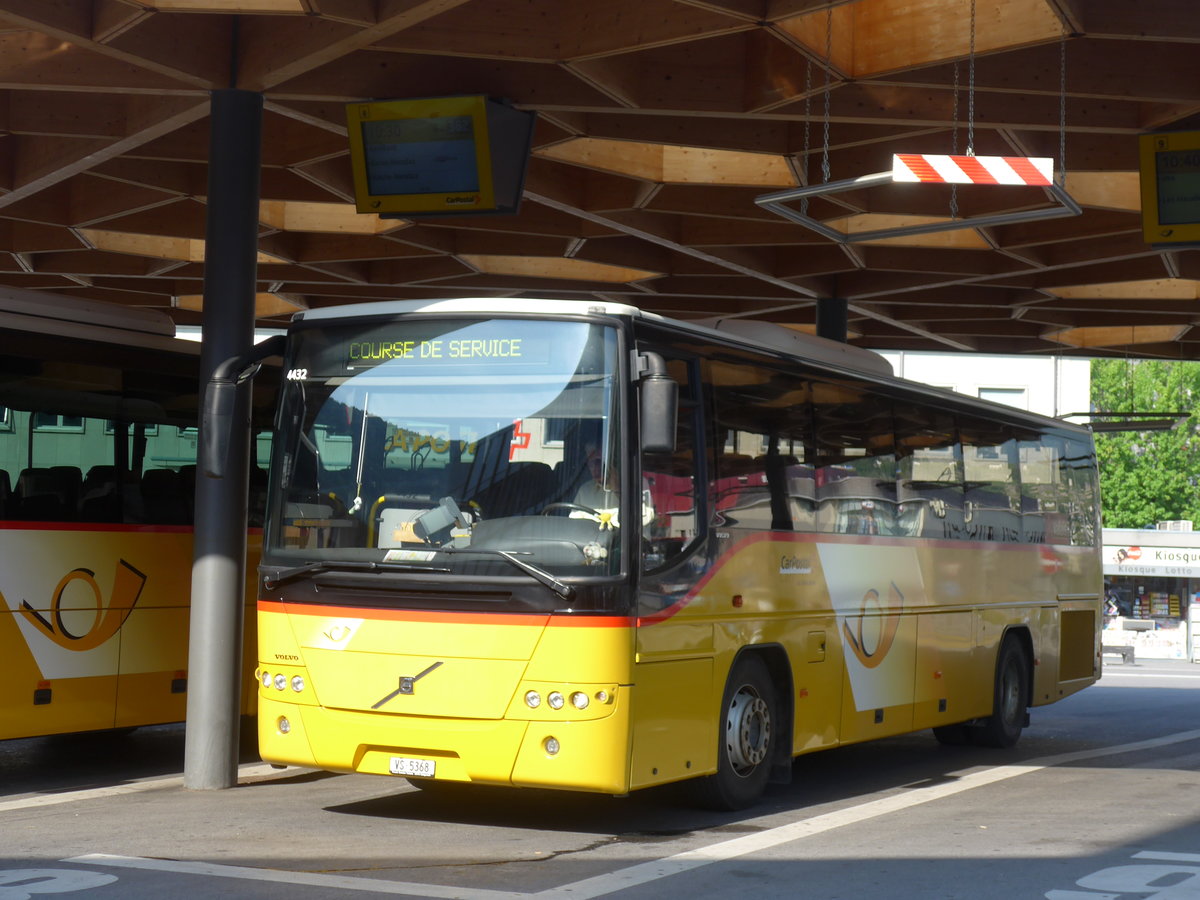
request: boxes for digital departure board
[1140,131,1200,245]
[346,95,536,217]
[340,325,553,373]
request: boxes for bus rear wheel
[693,653,776,811]
[975,637,1030,748]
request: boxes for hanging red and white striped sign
[892,154,1053,186]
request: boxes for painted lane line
[1100,672,1200,679]
[0,763,288,813]
[65,854,526,900]
[537,728,1200,899]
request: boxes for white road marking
[538,728,1200,899]
[1101,672,1200,679]
[59,728,1200,899]
[64,855,526,900]
[0,764,288,813]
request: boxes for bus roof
[292,297,893,376]
[291,297,1090,437]
[0,284,177,341]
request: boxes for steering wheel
[540,502,601,517]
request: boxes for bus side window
[812,381,896,536]
[1062,435,1099,547]
[708,357,776,532]
[960,416,1021,542]
[1018,433,1060,545]
[705,357,816,533]
[894,404,963,539]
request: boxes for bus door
[631,351,714,788]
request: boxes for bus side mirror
[639,352,677,454]
[202,334,286,479]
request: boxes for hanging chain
[966,0,976,156]
[1058,27,1068,186]
[952,59,960,155]
[801,57,812,213]
[951,58,960,218]
[822,5,832,183]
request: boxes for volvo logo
[371,661,443,709]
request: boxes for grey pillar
[816,297,848,343]
[184,89,263,790]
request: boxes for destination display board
[1140,131,1200,245]
[346,95,536,217]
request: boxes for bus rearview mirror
[202,334,286,479]
[639,352,677,455]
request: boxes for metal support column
[816,297,848,343]
[184,88,263,790]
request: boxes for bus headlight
[548,691,565,710]
[274,674,287,691]
[525,690,541,708]
[290,675,305,692]
[261,671,272,688]
[570,691,589,710]
[278,717,291,734]
[544,736,560,755]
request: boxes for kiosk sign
[1104,543,1200,577]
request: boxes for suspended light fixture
[758,1,1080,242]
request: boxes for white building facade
[876,350,1091,419]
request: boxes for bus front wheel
[694,653,776,810]
[975,637,1030,749]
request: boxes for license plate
[389,756,436,778]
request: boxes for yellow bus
[0,287,273,741]
[253,299,1102,808]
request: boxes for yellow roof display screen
[1140,131,1200,245]
[346,95,536,217]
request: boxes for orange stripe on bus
[257,600,631,628]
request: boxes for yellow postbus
[253,299,1102,808]
[0,287,273,741]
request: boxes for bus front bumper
[258,694,634,795]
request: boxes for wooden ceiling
[0,0,1196,356]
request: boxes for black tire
[693,653,776,811]
[975,637,1030,748]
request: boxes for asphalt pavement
[5,657,1200,899]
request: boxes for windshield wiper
[262,559,451,589]
[433,548,575,601]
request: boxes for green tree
[1090,358,1200,527]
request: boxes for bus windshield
[264,317,624,580]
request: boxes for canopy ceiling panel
[0,0,1195,355]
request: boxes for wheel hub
[725,687,771,775]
